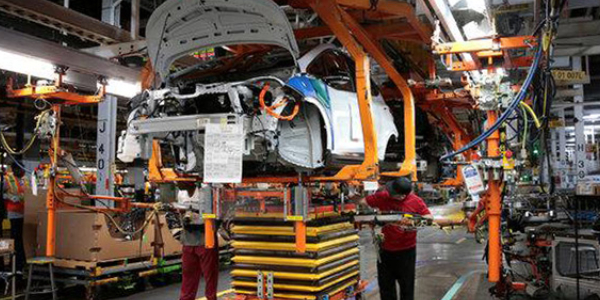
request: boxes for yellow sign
[286,215,304,221]
[202,214,217,219]
[552,70,589,85]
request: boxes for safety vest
[3,174,25,216]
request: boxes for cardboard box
[153,214,182,257]
[37,210,155,262]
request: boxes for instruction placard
[203,120,243,183]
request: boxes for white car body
[118,0,398,172]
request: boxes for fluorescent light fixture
[584,114,600,121]
[449,0,487,14]
[0,49,55,80]
[0,48,140,98]
[104,78,141,98]
[465,0,487,14]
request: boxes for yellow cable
[520,102,541,129]
[0,109,50,155]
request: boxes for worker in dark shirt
[360,177,433,300]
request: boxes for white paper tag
[203,119,244,183]
[363,181,379,191]
[31,174,38,196]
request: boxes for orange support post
[205,218,216,249]
[485,111,502,283]
[148,140,164,182]
[295,221,307,254]
[46,104,61,257]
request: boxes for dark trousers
[10,218,25,271]
[377,247,416,300]
[179,245,219,300]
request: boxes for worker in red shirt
[360,177,433,300]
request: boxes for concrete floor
[110,226,495,300]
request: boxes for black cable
[440,44,543,161]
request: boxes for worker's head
[10,162,25,179]
[386,177,412,201]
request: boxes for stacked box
[230,215,360,300]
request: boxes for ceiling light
[584,114,600,121]
[464,0,487,14]
[0,48,140,99]
[0,49,55,80]
[104,78,141,99]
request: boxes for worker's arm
[422,214,434,225]
[417,198,434,225]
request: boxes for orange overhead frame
[294,21,421,42]
[434,36,537,72]
[434,36,536,54]
[6,73,104,105]
[305,0,427,181]
[334,0,431,42]
[420,103,474,186]
[340,9,418,180]
[4,73,125,257]
[307,0,379,181]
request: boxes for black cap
[386,177,412,197]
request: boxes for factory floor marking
[439,270,479,300]
[454,238,466,244]
[196,288,234,300]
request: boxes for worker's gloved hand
[397,218,415,227]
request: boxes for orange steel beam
[448,55,534,72]
[294,22,419,41]
[332,6,418,180]
[426,105,473,160]
[424,104,474,186]
[6,75,105,105]
[335,0,431,43]
[423,92,473,108]
[434,36,537,54]
[308,0,379,181]
[485,111,502,283]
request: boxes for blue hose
[440,45,543,161]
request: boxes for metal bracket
[257,271,264,299]
[129,113,238,135]
[266,272,274,299]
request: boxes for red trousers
[180,245,219,300]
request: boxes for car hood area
[146,0,300,83]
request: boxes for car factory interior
[1,0,600,299]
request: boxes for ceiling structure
[0,0,599,163]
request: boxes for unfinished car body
[117,0,398,174]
